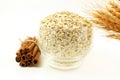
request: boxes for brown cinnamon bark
[26,61,31,66]
[16,50,21,62]
[20,60,27,67]
[32,46,38,57]
[26,52,32,59]
[21,54,26,60]
[15,36,41,67]
[33,36,37,43]
[32,51,41,64]
[20,42,31,53]
[24,48,30,54]
[16,56,21,62]
[28,43,35,51]
[16,50,21,56]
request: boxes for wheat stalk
[93,10,120,32]
[109,1,120,12]
[107,34,120,40]
[92,0,120,40]
[106,6,120,19]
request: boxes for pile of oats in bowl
[38,11,92,69]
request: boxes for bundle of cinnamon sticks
[15,36,41,67]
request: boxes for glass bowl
[38,11,92,69]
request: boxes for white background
[0,0,120,80]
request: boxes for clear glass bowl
[38,11,92,69]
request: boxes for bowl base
[47,59,83,70]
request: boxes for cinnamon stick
[21,54,26,60]
[26,52,32,59]
[20,61,27,67]
[32,51,41,64]
[28,43,35,51]
[33,36,37,43]
[20,42,31,53]
[15,56,21,62]
[16,50,21,62]
[26,61,31,66]
[32,46,38,57]
[16,50,21,56]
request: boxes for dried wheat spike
[106,6,120,19]
[109,1,120,12]
[92,10,120,32]
[92,0,120,33]
[92,19,118,31]
[107,34,120,40]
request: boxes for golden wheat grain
[109,1,120,12]
[93,11,120,32]
[92,19,115,31]
[98,10,120,25]
[92,0,120,40]
[93,19,120,32]
[107,34,120,40]
[106,7,120,19]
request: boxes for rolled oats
[38,11,92,59]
